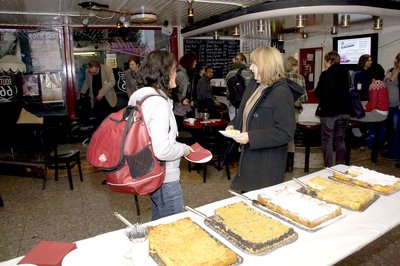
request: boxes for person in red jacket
[352,64,389,149]
[353,64,389,123]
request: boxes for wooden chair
[40,127,83,190]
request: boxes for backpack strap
[236,67,245,76]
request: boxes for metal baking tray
[252,202,346,232]
[204,215,298,256]
[327,175,399,196]
[297,187,380,212]
[150,220,243,266]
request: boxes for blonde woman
[226,47,302,192]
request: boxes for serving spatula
[228,189,263,207]
[292,177,318,197]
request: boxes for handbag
[350,89,365,119]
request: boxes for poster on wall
[106,54,117,68]
[40,73,63,103]
[28,30,63,73]
[0,31,17,59]
[22,75,39,96]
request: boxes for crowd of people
[77,48,400,220]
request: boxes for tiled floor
[0,144,399,265]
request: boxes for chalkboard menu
[184,39,240,78]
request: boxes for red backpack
[87,95,165,195]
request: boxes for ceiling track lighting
[233,26,240,37]
[296,14,305,28]
[340,14,350,28]
[373,16,383,30]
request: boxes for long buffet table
[2,164,400,266]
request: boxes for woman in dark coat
[226,47,300,192]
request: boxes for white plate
[219,130,240,138]
[184,154,212,163]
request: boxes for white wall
[284,25,400,73]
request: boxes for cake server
[292,177,318,197]
[326,167,347,175]
[185,206,212,222]
[228,190,262,207]
[114,212,134,228]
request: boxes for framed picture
[40,72,63,103]
[22,74,39,96]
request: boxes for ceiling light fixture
[123,21,130,28]
[213,31,219,40]
[301,32,308,39]
[82,18,89,26]
[119,16,126,23]
[258,19,265,32]
[296,15,305,28]
[130,13,157,23]
[340,14,350,28]
[116,21,123,28]
[78,1,109,10]
[233,26,240,37]
[330,26,338,35]
[373,16,383,30]
[187,0,194,25]
[130,6,157,23]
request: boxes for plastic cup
[130,237,149,266]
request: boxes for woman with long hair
[128,50,192,220]
[226,47,301,192]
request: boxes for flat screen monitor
[333,33,378,70]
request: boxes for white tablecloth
[3,164,400,266]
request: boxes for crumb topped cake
[148,217,237,266]
[257,188,342,229]
[307,176,376,211]
[210,202,297,254]
[333,166,400,194]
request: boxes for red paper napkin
[184,143,212,163]
[18,240,77,266]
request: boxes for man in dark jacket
[314,51,352,167]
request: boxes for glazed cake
[257,188,342,229]
[211,202,297,254]
[307,176,375,211]
[148,217,237,266]
[333,166,400,195]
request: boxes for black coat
[229,78,298,192]
[314,64,353,117]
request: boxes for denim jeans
[320,114,350,167]
[150,181,184,221]
[387,106,400,159]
